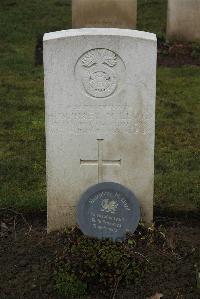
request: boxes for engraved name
[48,106,152,135]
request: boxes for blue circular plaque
[77,182,140,242]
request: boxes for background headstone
[77,182,140,241]
[43,28,157,232]
[167,0,200,42]
[72,0,137,29]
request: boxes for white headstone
[167,0,200,41]
[72,0,137,29]
[43,29,157,232]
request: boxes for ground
[0,0,200,298]
[0,211,199,298]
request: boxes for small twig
[134,251,150,263]
[111,250,151,299]
[13,216,17,241]
[111,263,130,299]
[0,208,32,233]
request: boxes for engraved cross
[80,139,121,183]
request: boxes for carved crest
[82,49,117,68]
[75,48,125,98]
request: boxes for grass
[138,0,167,34]
[155,67,200,212]
[0,0,72,211]
[0,0,199,213]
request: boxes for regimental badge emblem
[75,48,126,99]
[81,49,117,98]
[101,198,118,214]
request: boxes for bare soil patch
[157,41,200,67]
[0,210,199,299]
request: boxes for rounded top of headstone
[77,182,140,242]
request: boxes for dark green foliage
[191,42,200,59]
[55,270,87,298]
[55,225,167,297]
[157,31,166,43]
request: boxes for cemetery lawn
[0,0,199,215]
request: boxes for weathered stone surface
[167,0,200,41]
[72,0,137,29]
[77,182,140,241]
[43,28,157,232]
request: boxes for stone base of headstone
[167,0,200,42]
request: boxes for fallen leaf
[197,270,200,289]
[148,293,163,299]
[1,222,8,231]
[0,222,9,237]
